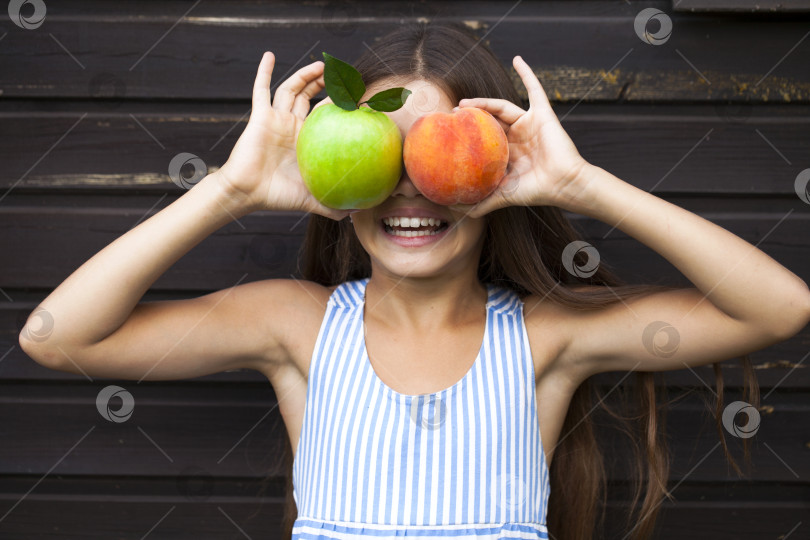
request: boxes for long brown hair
[280,22,759,539]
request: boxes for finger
[448,201,490,220]
[447,202,479,220]
[311,96,334,112]
[448,194,504,220]
[513,55,553,115]
[455,101,510,132]
[457,98,525,128]
[291,76,326,120]
[252,51,275,114]
[306,199,352,222]
[448,169,519,218]
[272,61,325,112]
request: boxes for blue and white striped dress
[291,277,550,539]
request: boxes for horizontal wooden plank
[0,480,805,539]
[0,385,806,482]
[0,496,288,539]
[674,0,810,12]
[1,2,809,102]
[0,384,289,478]
[0,208,307,290]
[0,497,804,540]
[3,104,808,195]
[2,473,806,502]
[1,205,807,289]
[0,478,809,540]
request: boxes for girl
[20,22,809,540]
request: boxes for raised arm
[452,55,810,379]
[546,164,810,378]
[19,171,284,381]
[18,51,348,381]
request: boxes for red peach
[403,107,509,205]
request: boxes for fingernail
[348,209,361,214]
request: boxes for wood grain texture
[1,493,805,539]
[0,385,805,481]
[2,1,809,538]
[674,0,810,12]
[2,104,809,194]
[1,2,809,101]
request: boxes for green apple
[296,103,403,209]
[294,52,411,210]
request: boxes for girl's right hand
[215,52,352,221]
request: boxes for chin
[375,256,450,280]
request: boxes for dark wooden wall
[2,1,809,538]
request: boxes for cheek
[352,214,379,236]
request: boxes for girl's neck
[363,273,488,333]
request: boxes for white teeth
[389,229,440,237]
[382,216,447,228]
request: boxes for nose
[390,169,423,198]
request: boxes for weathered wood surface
[3,104,809,193]
[1,1,809,102]
[2,1,809,538]
[674,0,810,12]
[0,495,804,539]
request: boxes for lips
[375,205,454,247]
[381,216,449,237]
[379,217,451,246]
[377,206,452,223]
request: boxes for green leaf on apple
[321,51,411,112]
[323,52,365,111]
[361,87,413,112]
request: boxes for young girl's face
[315,78,487,280]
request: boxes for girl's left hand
[449,55,589,218]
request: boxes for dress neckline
[359,278,493,401]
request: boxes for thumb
[448,195,501,220]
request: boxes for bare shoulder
[248,278,334,380]
[521,285,602,388]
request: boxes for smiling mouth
[381,217,450,237]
